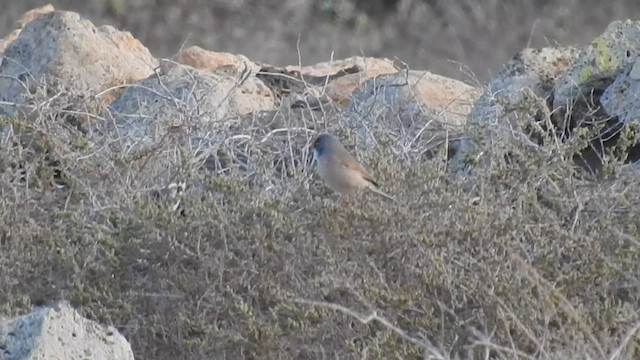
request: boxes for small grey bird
[311,133,396,202]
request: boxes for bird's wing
[338,156,380,187]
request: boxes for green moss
[578,65,594,83]
[593,36,616,74]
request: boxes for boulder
[171,46,259,75]
[451,46,579,174]
[601,58,640,125]
[252,56,399,111]
[553,20,640,111]
[103,62,240,178]
[107,63,236,138]
[548,21,640,169]
[0,4,55,55]
[0,302,134,360]
[599,58,640,164]
[502,47,580,92]
[0,10,158,114]
[169,46,276,114]
[342,69,480,158]
[286,56,400,107]
[549,20,640,171]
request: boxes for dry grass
[1,2,640,359]
[0,59,639,360]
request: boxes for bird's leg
[322,197,335,207]
[340,193,360,208]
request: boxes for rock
[166,57,275,115]
[254,63,328,106]
[346,69,478,127]
[171,46,260,75]
[252,57,399,111]
[168,46,277,115]
[342,69,480,157]
[601,58,640,125]
[499,47,580,91]
[286,56,399,107]
[0,302,134,360]
[553,20,640,111]
[285,56,396,78]
[0,4,55,54]
[0,10,158,114]
[450,46,580,175]
[100,61,263,194]
[548,20,640,171]
[106,63,236,149]
[599,58,640,164]
[230,75,278,115]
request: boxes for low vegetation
[0,85,639,359]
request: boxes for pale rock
[0,4,55,54]
[169,46,276,114]
[598,58,640,165]
[285,56,396,77]
[171,46,261,75]
[0,10,158,114]
[343,69,480,157]
[451,46,579,174]
[601,58,640,125]
[286,56,399,107]
[553,20,640,110]
[500,47,579,91]
[251,57,399,111]
[0,302,134,360]
[549,20,640,171]
[101,61,249,193]
[106,63,236,149]
[230,75,277,115]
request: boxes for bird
[311,133,396,202]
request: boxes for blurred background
[2,0,639,83]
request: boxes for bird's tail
[366,184,396,202]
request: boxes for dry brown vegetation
[1,75,640,359]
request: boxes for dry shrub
[0,81,639,360]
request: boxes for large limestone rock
[0,302,134,360]
[286,56,400,107]
[601,58,640,125]
[503,47,580,92]
[553,20,640,110]
[550,20,640,171]
[247,56,400,112]
[346,70,478,125]
[599,58,640,164]
[171,46,258,75]
[0,4,54,54]
[285,56,397,78]
[451,46,579,174]
[107,62,237,140]
[100,62,242,188]
[452,18,640,177]
[169,46,276,115]
[0,10,158,114]
[342,69,480,158]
